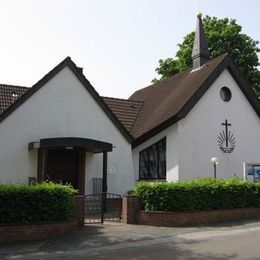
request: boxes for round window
[220,87,232,102]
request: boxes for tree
[152,16,260,98]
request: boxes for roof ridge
[102,96,143,103]
[130,53,229,100]
[128,102,144,133]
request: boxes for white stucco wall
[178,69,260,180]
[132,123,179,182]
[132,69,260,183]
[0,66,135,195]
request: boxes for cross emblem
[221,119,231,148]
[217,119,236,153]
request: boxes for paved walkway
[1,220,260,259]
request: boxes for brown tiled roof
[0,84,29,114]
[102,97,143,131]
[129,54,229,139]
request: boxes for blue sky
[0,0,259,98]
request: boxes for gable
[180,68,260,133]
[131,54,260,147]
[177,68,260,179]
[0,57,132,142]
[0,66,131,144]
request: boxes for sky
[0,0,259,98]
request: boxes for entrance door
[45,149,79,189]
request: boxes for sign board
[243,163,260,182]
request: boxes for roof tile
[0,84,28,114]
[102,97,143,131]
[129,54,228,139]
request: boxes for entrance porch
[29,137,113,194]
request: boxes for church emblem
[217,119,236,153]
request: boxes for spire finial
[192,13,209,70]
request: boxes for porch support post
[101,151,108,224]
[78,151,86,195]
[102,151,108,193]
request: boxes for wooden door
[45,149,79,189]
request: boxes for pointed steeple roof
[192,13,209,70]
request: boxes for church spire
[192,13,209,70]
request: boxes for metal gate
[84,193,122,224]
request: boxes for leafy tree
[152,16,260,98]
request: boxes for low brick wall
[136,208,260,227]
[0,221,77,244]
[0,195,85,244]
[123,196,260,227]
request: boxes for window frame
[139,137,166,180]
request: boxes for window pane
[139,138,166,179]
[148,145,158,178]
[158,140,166,179]
[139,149,149,179]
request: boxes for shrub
[0,182,77,224]
[133,178,260,212]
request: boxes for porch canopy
[29,137,113,153]
[28,137,112,195]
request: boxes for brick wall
[122,195,139,224]
[74,195,85,226]
[136,208,260,227]
[0,221,77,244]
[123,196,260,227]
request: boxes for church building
[0,15,259,195]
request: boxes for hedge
[0,182,77,224]
[133,178,260,212]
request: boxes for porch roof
[28,137,113,153]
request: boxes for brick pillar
[74,195,85,226]
[122,195,139,224]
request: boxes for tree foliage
[153,16,260,98]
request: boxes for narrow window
[139,138,166,180]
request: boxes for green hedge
[133,178,260,212]
[0,182,77,224]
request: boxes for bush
[133,178,260,212]
[0,182,77,224]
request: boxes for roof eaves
[132,114,181,148]
[66,60,134,143]
[178,54,230,118]
[0,57,72,124]
[226,58,260,118]
[0,57,134,143]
